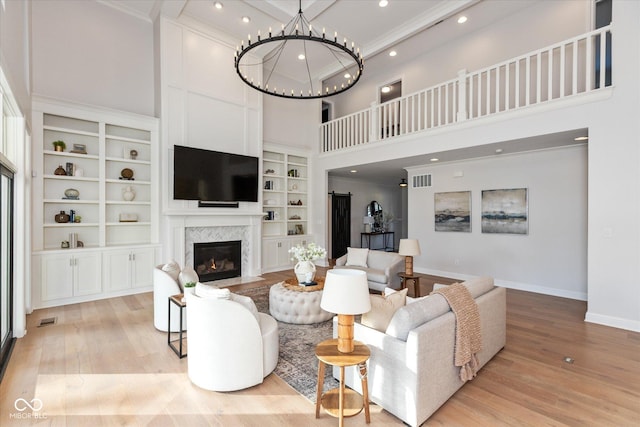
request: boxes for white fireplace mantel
[164,212,264,277]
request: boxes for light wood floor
[1,269,639,426]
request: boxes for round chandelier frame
[234,1,364,100]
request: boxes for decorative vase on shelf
[122,186,136,201]
[54,211,70,223]
[294,260,316,285]
[54,165,66,176]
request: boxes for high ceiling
[102,0,579,185]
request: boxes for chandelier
[234,0,364,99]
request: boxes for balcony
[320,26,612,153]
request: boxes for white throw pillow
[195,282,229,299]
[161,260,180,282]
[361,288,408,332]
[345,247,369,267]
[178,266,199,288]
[384,286,427,304]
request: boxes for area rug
[236,284,339,402]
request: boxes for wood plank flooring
[1,269,639,426]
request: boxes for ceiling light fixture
[399,178,408,187]
[242,16,251,23]
[234,0,364,99]
[389,50,397,57]
[381,86,391,93]
[457,16,468,24]
[379,0,389,7]
[574,136,588,141]
[214,1,223,10]
[350,169,358,173]
[430,158,439,162]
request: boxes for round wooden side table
[315,339,371,427]
[398,272,421,297]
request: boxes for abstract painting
[434,191,471,232]
[481,188,528,234]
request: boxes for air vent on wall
[412,174,432,188]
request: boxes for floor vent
[412,174,432,188]
[38,317,57,327]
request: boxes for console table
[361,231,394,251]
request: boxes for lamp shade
[398,239,421,256]
[320,269,371,315]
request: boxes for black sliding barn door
[330,192,351,259]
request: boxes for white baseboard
[585,312,640,333]
[417,268,587,301]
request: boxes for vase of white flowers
[289,243,327,285]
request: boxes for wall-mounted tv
[173,145,259,203]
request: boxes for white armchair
[153,263,187,332]
[185,290,279,391]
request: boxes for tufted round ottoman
[269,281,334,324]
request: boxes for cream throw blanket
[432,283,482,381]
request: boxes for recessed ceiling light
[389,50,397,57]
[495,148,503,154]
[242,16,251,23]
[430,158,439,162]
[214,1,223,10]
[457,16,468,24]
[379,0,389,7]
[574,136,588,141]
[381,86,391,93]
[344,73,351,79]
[350,169,358,173]
[298,53,305,60]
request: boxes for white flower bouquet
[288,242,327,262]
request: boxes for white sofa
[185,285,279,392]
[334,248,405,292]
[334,277,506,427]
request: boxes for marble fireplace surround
[166,213,264,279]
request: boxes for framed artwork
[434,191,471,232]
[481,188,528,234]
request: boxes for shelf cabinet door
[41,255,74,301]
[103,247,155,291]
[130,247,154,289]
[74,253,102,296]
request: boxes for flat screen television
[173,145,259,202]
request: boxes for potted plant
[183,281,197,295]
[289,243,327,285]
[52,140,66,152]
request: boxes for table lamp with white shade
[320,269,371,353]
[398,238,421,276]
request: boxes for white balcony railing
[321,25,612,153]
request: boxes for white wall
[329,0,591,118]
[31,0,154,117]
[263,95,319,151]
[407,145,587,300]
[328,175,405,253]
[313,0,640,332]
[0,0,30,118]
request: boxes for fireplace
[194,240,242,282]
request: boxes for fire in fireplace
[193,240,242,282]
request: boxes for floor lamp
[398,238,421,276]
[320,269,371,353]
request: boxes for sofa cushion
[178,266,199,288]
[346,247,369,267]
[195,282,228,299]
[161,260,181,282]
[367,249,404,268]
[361,288,408,332]
[384,286,428,304]
[385,277,495,341]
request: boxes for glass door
[0,164,14,379]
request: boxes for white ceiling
[101,0,580,185]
